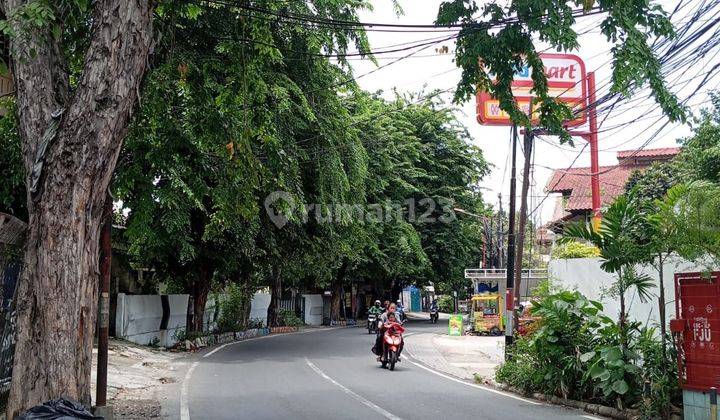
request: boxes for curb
[408,334,645,420]
[182,326,304,351]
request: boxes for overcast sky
[347,1,717,226]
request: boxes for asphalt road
[182,319,598,420]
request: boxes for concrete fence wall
[302,294,323,326]
[116,291,273,347]
[250,292,271,324]
[548,256,715,328]
[115,293,188,348]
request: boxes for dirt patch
[91,339,183,419]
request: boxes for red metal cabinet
[673,272,720,391]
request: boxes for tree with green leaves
[561,196,655,348]
[2,0,153,414]
[437,0,684,137]
[635,181,720,361]
[117,0,373,330]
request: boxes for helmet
[374,300,381,305]
[396,299,401,304]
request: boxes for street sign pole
[505,125,517,357]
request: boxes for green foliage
[626,94,720,203]
[531,278,559,299]
[437,295,455,313]
[217,283,251,333]
[0,101,26,220]
[561,196,655,347]
[496,291,680,414]
[277,309,303,328]
[651,181,720,265]
[551,240,600,259]
[437,0,684,141]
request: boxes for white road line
[402,349,541,405]
[180,327,342,420]
[304,357,403,420]
[180,360,198,420]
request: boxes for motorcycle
[429,307,439,324]
[380,321,405,371]
[367,313,378,334]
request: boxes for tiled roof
[616,147,681,160]
[545,165,638,211]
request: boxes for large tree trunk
[5,0,153,415]
[266,267,282,328]
[188,266,212,333]
[330,262,347,322]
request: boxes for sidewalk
[91,339,186,419]
[406,331,504,383]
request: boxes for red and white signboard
[476,53,587,126]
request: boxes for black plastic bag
[17,397,103,420]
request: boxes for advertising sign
[448,315,463,336]
[673,272,720,391]
[476,53,587,127]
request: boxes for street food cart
[470,293,503,335]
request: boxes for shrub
[217,283,250,332]
[495,290,681,416]
[437,295,455,313]
[277,308,303,327]
[551,241,601,259]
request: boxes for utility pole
[496,193,503,269]
[505,125,518,356]
[96,193,112,414]
[513,129,534,331]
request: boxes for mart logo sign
[476,53,587,126]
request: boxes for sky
[346,0,718,226]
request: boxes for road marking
[180,360,198,420]
[304,357,403,420]
[402,350,541,405]
[180,327,342,420]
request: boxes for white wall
[115,293,188,347]
[249,292,271,325]
[302,294,324,326]
[116,292,272,347]
[548,256,714,327]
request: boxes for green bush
[217,283,249,332]
[437,295,455,313]
[551,241,601,259]
[278,308,303,327]
[495,290,679,415]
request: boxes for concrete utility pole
[505,126,518,355]
[496,193,503,269]
[513,129,534,331]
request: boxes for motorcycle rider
[395,299,405,321]
[429,299,439,322]
[368,300,383,316]
[374,303,404,361]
